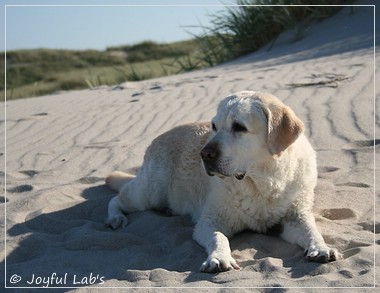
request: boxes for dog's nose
[201,143,220,162]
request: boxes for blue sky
[2,0,232,51]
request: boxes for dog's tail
[105,171,135,192]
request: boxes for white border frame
[3,3,377,290]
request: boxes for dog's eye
[211,122,217,132]
[232,122,247,133]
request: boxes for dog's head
[201,91,304,180]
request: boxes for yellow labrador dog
[106,91,342,273]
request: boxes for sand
[1,5,378,292]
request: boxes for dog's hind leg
[106,168,168,229]
[106,196,130,229]
[105,171,139,229]
[106,176,146,229]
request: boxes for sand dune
[1,5,379,291]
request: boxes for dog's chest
[229,182,290,233]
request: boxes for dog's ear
[264,104,304,156]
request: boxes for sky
[1,0,233,51]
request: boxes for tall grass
[187,0,348,66]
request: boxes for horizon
[2,0,231,52]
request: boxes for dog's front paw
[105,215,129,229]
[200,253,240,273]
[304,245,343,263]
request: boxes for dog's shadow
[5,183,205,286]
[5,183,323,288]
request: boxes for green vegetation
[189,0,348,66]
[106,40,198,63]
[2,40,200,100]
[2,0,349,101]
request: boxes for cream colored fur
[106,91,342,273]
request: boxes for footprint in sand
[343,139,380,150]
[343,240,372,258]
[131,91,144,98]
[317,166,340,179]
[358,222,380,234]
[7,184,33,193]
[78,176,104,184]
[19,170,39,178]
[33,112,48,117]
[149,85,162,90]
[335,182,370,188]
[353,139,380,147]
[318,166,340,173]
[339,269,354,279]
[0,196,9,203]
[321,208,356,220]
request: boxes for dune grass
[187,0,349,67]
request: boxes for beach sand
[1,5,379,291]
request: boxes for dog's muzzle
[201,142,246,180]
[200,142,220,177]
